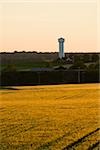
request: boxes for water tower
[58,37,65,59]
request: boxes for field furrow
[63,128,100,150]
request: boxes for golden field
[0,84,100,150]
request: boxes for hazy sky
[0,0,99,52]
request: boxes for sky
[0,0,100,52]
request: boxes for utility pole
[38,72,40,85]
[78,67,81,83]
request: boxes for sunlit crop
[0,84,99,150]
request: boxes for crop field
[0,84,100,150]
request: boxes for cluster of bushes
[69,61,99,70]
[1,60,99,72]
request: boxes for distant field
[1,61,50,71]
[0,84,99,150]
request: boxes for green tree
[87,62,99,71]
[92,54,99,62]
[69,60,87,69]
[83,54,90,62]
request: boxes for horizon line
[0,50,99,53]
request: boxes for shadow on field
[0,87,20,90]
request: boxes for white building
[58,37,65,59]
